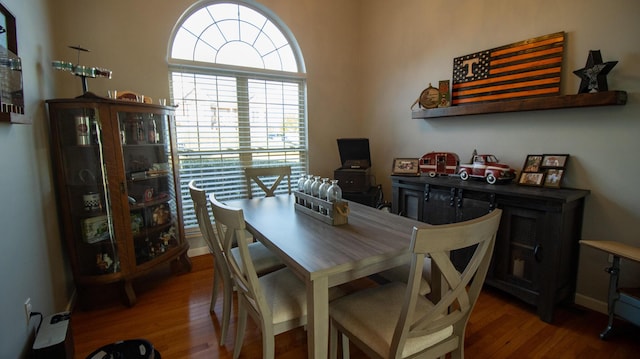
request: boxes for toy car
[458,154,516,184]
[419,152,460,177]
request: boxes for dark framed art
[518,154,544,186]
[543,168,564,188]
[519,172,545,186]
[0,3,26,123]
[541,154,568,168]
[392,158,420,176]
[519,153,569,188]
[523,155,543,172]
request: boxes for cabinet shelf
[412,90,627,119]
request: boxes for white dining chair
[329,209,502,359]
[188,180,284,346]
[209,195,343,359]
[244,165,291,199]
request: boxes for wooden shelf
[412,90,627,119]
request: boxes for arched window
[169,0,307,228]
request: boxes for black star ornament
[573,50,618,94]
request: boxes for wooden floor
[71,255,640,358]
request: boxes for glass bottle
[311,175,321,197]
[303,174,314,194]
[327,179,342,202]
[297,174,307,192]
[310,175,322,211]
[296,174,308,205]
[318,178,330,214]
[303,174,315,208]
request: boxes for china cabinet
[392,175,589,323]
[47,94,191,307]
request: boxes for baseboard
[187,245,210,257]
[575,293,608,315]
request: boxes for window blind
[170,68,307,229]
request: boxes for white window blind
[168,1,308,229]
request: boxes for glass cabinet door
[118,110,179,266]
[55,106,119,275]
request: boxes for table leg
[308,277,329,359]
[601,256,621,339]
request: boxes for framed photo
[518,172,545,186]
[544,168,564,188]
[392,158,420,176]
[541,154,569,168]
[522,155,543,172]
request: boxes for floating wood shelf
[412,90,627,119]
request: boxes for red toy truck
[419,152,460,177]
[458,154,516,184]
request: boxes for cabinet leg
[171,252,192,274]
[123,280,137,307]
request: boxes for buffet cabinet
[391,175,589,323]
[47,95,191,307]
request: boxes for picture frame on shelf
[519,153,569,188]
[392,158,420,176]
[542,154,569,168]
[518,154,544,186]
[523,155,543,172]
[519,172,545,186]
[543,168,565,188]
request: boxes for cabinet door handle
[534,244,543,262]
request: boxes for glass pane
[57,107,119,276]
[118,111,180,265]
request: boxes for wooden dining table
[224,194,429,359]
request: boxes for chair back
[244,165,292,199]
[188,180,231,280]
[209,196,272,321]
[390,209,502,358]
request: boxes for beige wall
[357,0,640,310]
[45,0,640,313]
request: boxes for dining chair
[188,180,284,346]
[375,259,433,296]
[209,195,343,359]
[329,209,502,359]
[244,165,292,199]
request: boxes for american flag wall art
[451,32,565,105]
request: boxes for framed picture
[541,154,569,168]
[518,172,545,186]
[522,155,543,172]
[544,168,564,188]
[519,153,569,188]
[392,158,420,176]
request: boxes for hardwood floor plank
[71,255,640,358]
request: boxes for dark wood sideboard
[391,175,590,323]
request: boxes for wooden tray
[293,191,348,225]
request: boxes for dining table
[224,194,430,359]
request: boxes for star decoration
[573,50,617,94]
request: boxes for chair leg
[220,274,233,346]
[211,266,221,312]
[262,324,275,359]
[233,303,248,359]
[329,323,338,359]
[341,332,350,359]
